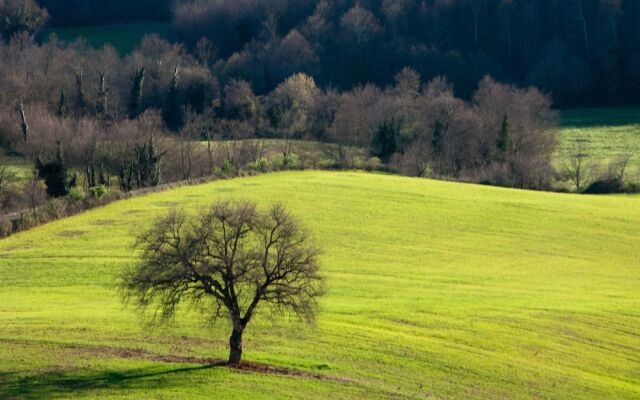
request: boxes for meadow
[0,153,32,180]
[40,23,172,54]
[0,170,639,399]
[556,107,640,182]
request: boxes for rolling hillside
[557,107,640,182]
[0,171,639,399]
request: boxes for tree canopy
[121,201,324,364]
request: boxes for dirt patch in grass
[122,210,144,216]
[153,202,179,208]
[59,231,86,238]
[91,219,118,226]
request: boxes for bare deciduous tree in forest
[562,140,591,191]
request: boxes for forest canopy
[171,0,640,106]
[24,0,640,106]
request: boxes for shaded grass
[0,364,213,400]
[1,153,32,180]
[0,171,639,398]
[40,22,172,55]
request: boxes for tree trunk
[228,326,243,365]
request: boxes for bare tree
[573,0,590,55]
[17,101,28,144]
[0,0,48,40]
[266,73,319,140]
[121,201,324,365]
[607,154,632,184]
[270,29,319,84]
[562,140,591,190]
[329,84,381,167]
[394,135,431,177]
[223,79,259,122]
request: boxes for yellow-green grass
[1,153,32,180]
[1,171,639,399]
[41,22,172,55]
[557,107,640,183]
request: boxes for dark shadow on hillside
[560,107,640,128]
[0,365,212,399]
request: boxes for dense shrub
[583,179,624,195]
[89,185,108,199]
[36,145,76,197]
[68,187,85,201]
[0,218,12,237]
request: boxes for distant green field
[41,22,172,54]
[0,171,639,399]
[557,107,640,183]
[1,152,32,180]
[197,138,369,169]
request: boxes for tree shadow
[0,365,213,399]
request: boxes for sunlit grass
[0,171,639,399]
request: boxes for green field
[41,22,172,54]
[197,138,370,169]
[2,156,31,179]
[0,171,639,399]
[557,107,640,182]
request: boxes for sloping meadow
[0,171,639,399]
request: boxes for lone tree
[562,140,591,191]
[121,201,324,365]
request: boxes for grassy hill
[0,171,639,399]
[557,107,640,182]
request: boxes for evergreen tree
[96,72,109,115]
[98,164,109,186]
[497,114,510,154]
[134,134,163,187]
[118,162,135,192]
[17,101,28,144]
[128,67,146,119]
[56,89,67,117]
[86,162,109,188]
[75,71,87,113]
[431,119,446,157]
[36,142,77,197]
[372,118,402,162]
[86,162,96,188]
[118,135,164,192]
[163,65,184,131]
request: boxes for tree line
[5,0,639,106]
[173,0,640,106]
[3,0,635,235]
[0,31,558,190]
